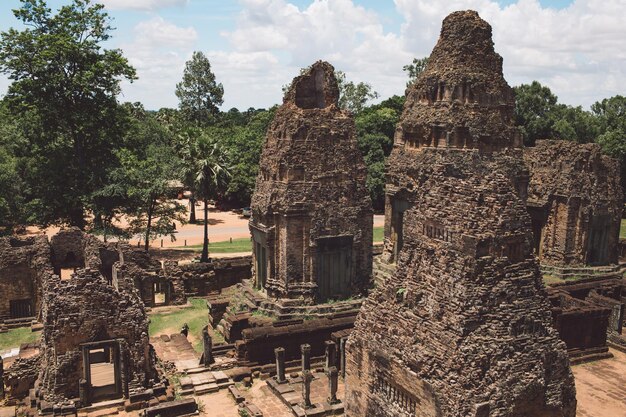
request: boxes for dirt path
[25,200,384,249]
[572,348,626,417]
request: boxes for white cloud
[212,0,626,109]
[100,0,189,11]
[117,17,198,108]
[393,0,626,106]
[217,0,412,109]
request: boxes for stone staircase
[177,365,233,395]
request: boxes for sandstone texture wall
[382,10,527,263]
[250,61,373,303]
[0,236,52,321]
[525,140,622,266]
[37,268,157,404]
[345,11,576,417]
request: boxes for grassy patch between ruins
[178,238,253,253]
[148,298,208,353]
[373,226,383,242]
[0,327,40,352]
[178,225,385,253]
[621,219,626,239]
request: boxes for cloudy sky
[0,0,624,111]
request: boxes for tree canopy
[176,51,224,125]
[0,0,136,228]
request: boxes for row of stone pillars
[273,342,340,409]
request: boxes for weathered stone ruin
[0,229,171,414]
[250,61,373,304]
[346,11,576,417]
[525,140,623,267]
[547,276,626,362]
[0,236,51,328]
[36,268,160,410]
[381,10,527,264]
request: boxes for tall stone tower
[345,11,576,417]
[382,9,527,263]
[249,61,373,304]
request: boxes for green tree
[192,136,231,262]
[221,107,276,205]
[0,0,136,229]
[112,141,186,251]
[176,51,224,125]
[336,71,379,114]
[0,103,27,234]
[593,95,626,199]
[354,96,404,210]
[403,57,429,87]
[513,81,559,146]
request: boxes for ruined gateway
[250,61,373,303]
[345,11,576,417]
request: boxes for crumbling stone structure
[0,229,165,413]
[548,276,626,360]
[381,11,527,264]
[0,236,51,323]
[36,267,159,408]
[525,140,622,267]
[345,11,576,417]
[250,61,373,303]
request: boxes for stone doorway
[316,236,353,302]
[82,340,122,404]
[391,199,410,263]
[252,228,269,290]
[9,299,32,318]
[588,214,611,265]
[153,281,170,306]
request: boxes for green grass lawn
[178,225,385,253]
[0,327,40,352]
[373,226,383,243]
[181,238,252,253]
[149,298,209,353]
[621,219,626,239]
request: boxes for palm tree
[194,136,231,263]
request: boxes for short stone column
[202,326,213,366]
[79,378,89,407]
[0,355,4,399]
[301,344,311,372]
[325,340,337,369]
[301,369,313,409]
[274,347,286,383]
[327,366,339,404]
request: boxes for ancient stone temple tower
[345,11,576,417]
[381,9,527,263]
[250,61,373,303]
[524,140,622,267]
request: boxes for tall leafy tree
[192,136,230,262]
[336,71,379,114]
[0,0,136,229]
[176,51,224,126]
[593,95,626,200]
[403,57,429,87]
[513,81,559,146]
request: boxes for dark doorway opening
[9,299,33,319]
[527,206,547,257]
[252,228,269,290]
[588,214,611,265]
[391,199,410,263]
[316,236,353,302]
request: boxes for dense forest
[0,0,624,244]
